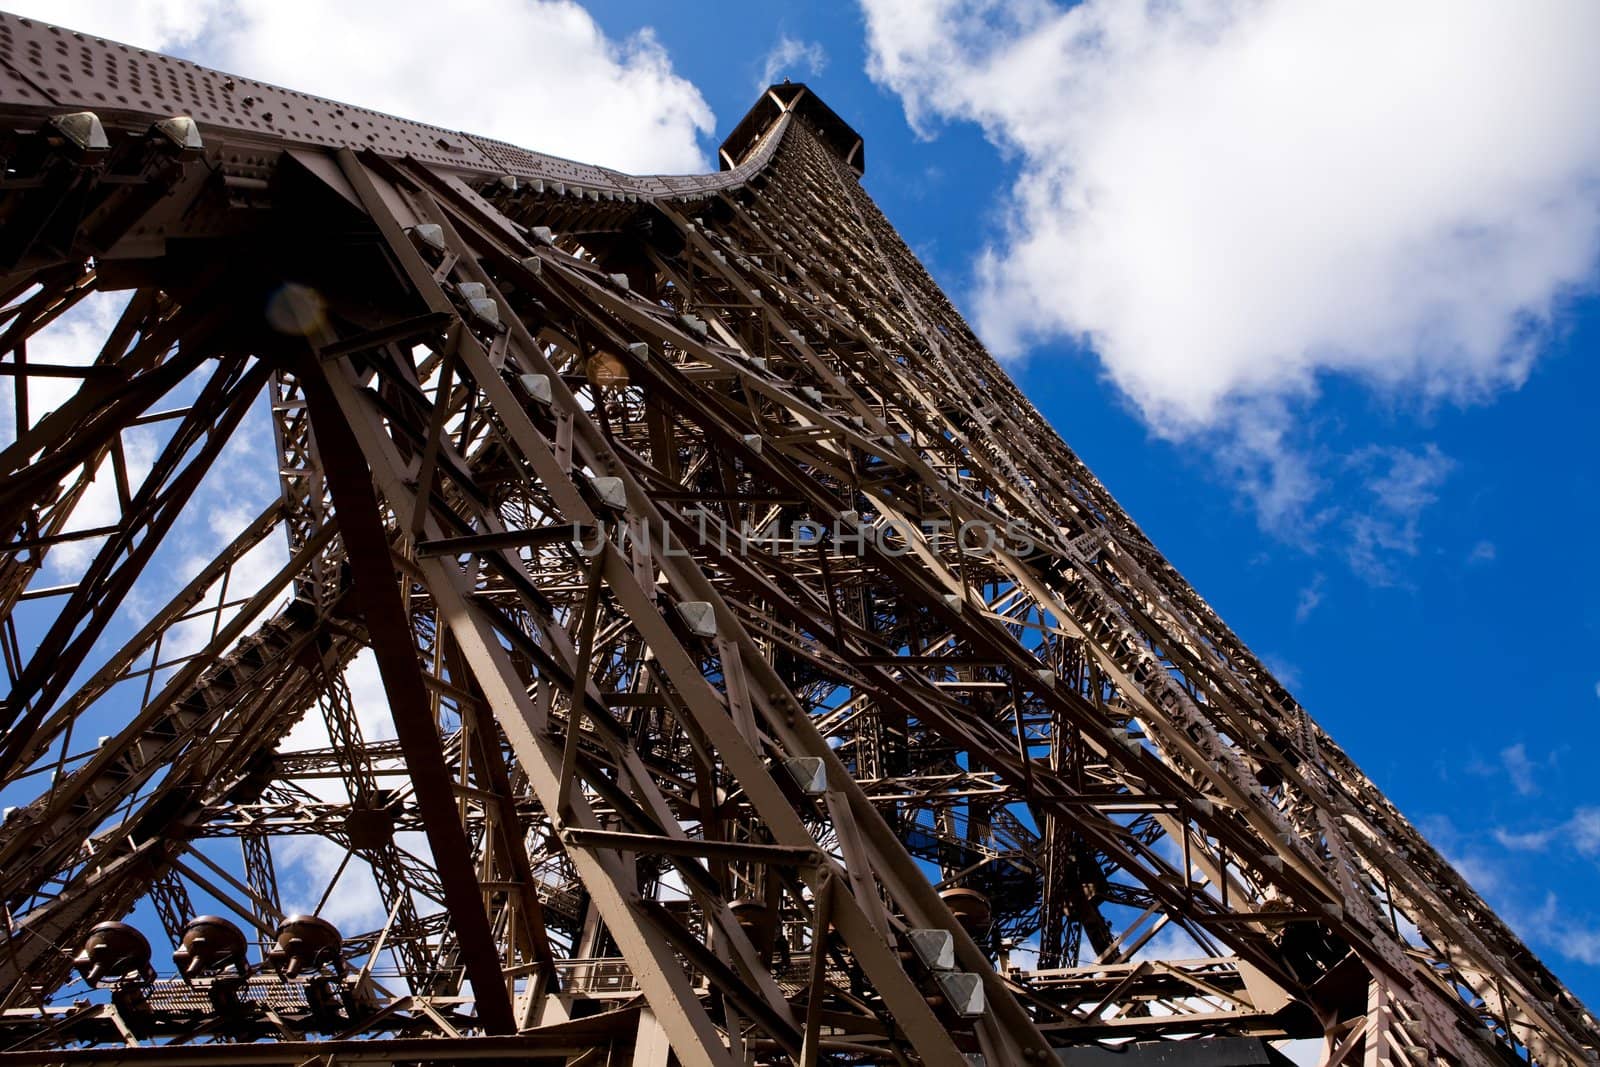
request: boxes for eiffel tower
[0,14,1593,1067]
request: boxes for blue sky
[16,0,1600,1018]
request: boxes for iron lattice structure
[0,15,1594,1067]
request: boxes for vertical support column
[636,1007,673,1067]
[300,359,516,1034]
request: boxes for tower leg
[636,1007,673,1067]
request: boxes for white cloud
[1446,850,1507,900]
[759,34,828,90]
[864,0,1600,423]
[1441,841,1600,969]
[1293,572,1323,623]
[1497,742,1561,799]
[1493,826,1556,852]
[1434,826,1600,971]
[273,648,403,933]
[18,0,714,173]
[5,0,204,52]
[0,290,162,578]
[157,530,289,660]
[0,291,129,444]
[1207,399,1327,540]
[862,0,1600,546]
[1575,809,1600,856]
[1495,807,1600,857]
[1499,742,1540,797]
[278,835,389,930]
[1361,444,1454,519]
[280,649,398,767]
[42,430,158,576]
[1468,540,1497,564]
[1520,893,1600,966]
[1259,652,1300,689]
[1343,444,1453,585]
[1130,920,1205,961]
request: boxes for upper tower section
[719,83,865,177]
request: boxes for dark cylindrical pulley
[172,915,249,978]
[939,887,992,935]
[74,921,155,987]
[266,914,343,977]
[730,897,778,954]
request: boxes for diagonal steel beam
[299,358,516,1034]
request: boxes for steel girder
[0,13,1594,1067]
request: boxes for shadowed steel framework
[0,14,1593,1067]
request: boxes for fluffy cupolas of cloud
[862,0,1600,436]
[759,35,828,92]
[16,0,715,174]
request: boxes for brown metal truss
[0,13,1593,1066]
